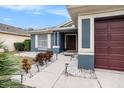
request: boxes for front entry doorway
[65,34,77,51]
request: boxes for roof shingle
[0,23,30,36]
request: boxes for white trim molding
[53,46,60,48]
[47,34,51,49]
[78,16,94,53]
[35,34,38,48]
[78,52,94,55]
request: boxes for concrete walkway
[23,54,124,88]
[23,54,99,88]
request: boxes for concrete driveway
[23,54,124,88]
[95,69,124,88]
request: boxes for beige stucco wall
[0,33,30,51]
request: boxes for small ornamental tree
[0,53,19,76]
[0,42,29,88]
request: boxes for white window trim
[47,34,51,49]
[78,17,94,54]
[53,46,60,48]
[35,34,38,48]
[35,34,51,50]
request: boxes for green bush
[23,39,31,51]
[0,79,31,88]
[14,42,24,51]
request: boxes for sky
[0,5,70,29]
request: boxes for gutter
[28,27,77,34]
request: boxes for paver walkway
[23,54,100,88]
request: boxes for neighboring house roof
[0,23,30,37]
[29,20,77,34]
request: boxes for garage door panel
[95,41,108,47]
[95,34,108,41]
[110,20,124,28]
[110,48,124,55]
[95,47,108,53]
[109,60,124,69]
[111,34,124,41]
[95,54,108,59]
[95,22,108,29]
[95,29,108,34]
[109,54,124,61]
[95,59,108,68]
[110,28,124,34]
[109,41,124,47]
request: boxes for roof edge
[28,27,77,34]
[0,30,30,37]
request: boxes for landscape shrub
[14,42,24,51]
[23,39,31,51]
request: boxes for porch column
[78,16,94,70]
[57,32,60,46]
[53,32,60,54]
[53,32,57,46]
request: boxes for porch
[52,28,78,54]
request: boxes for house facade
[30,5,124,71]
[0,23,30,51]
[67,5,124,71]
[30,21,78,53]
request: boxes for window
[82,19,90,48]
[38,34,48,49]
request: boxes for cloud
[27,25,40,29]
[32,11,43,15]
[0,5,70,18]
[3,18,11,21]
[0,5,45,16]
[33,25,39,29]
[26,11,43,16]
[46,6,70,18]
[0,5,44,11]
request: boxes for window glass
[38,34,48,49]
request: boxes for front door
[66,35,76,50]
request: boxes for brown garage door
[95,17,124,71]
